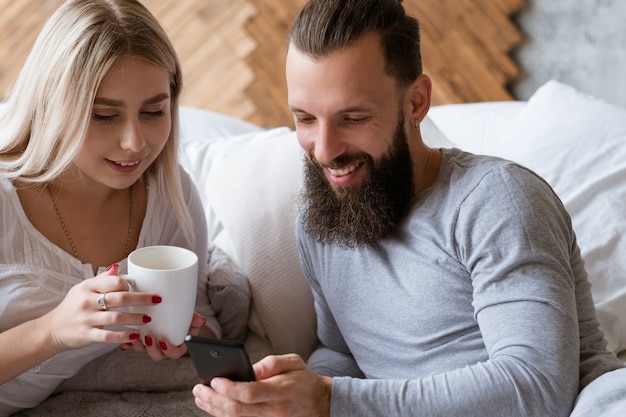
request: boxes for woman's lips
[106,158,141,173]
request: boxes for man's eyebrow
[289,105,374,114]
[339,106,374,113]
[93,93,170,106]
[289,105,305,113]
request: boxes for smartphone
[185,335,256,383]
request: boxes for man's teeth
[118,161,139,167]
[328,163,360,177]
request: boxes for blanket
[13,349,204,417]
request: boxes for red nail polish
[129,333,140,341]
[152,295,162,304]
[145,336,153,347]
[106,263,119,272]
[159,341,168,350]
[143,315,151,323]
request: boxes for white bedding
[6,80,626,415]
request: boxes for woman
[0,0,223,413]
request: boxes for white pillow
[421,115,457,149]
[487,80,626,353]
[428,101,526,154]
[178,106,280,240]
[205,129,317,359]
[179,105,263,144]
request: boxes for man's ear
[406,74,432,125]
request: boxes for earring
[414,120,419,128]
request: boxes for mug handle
[119,274,136,291]
[116,274,139,330]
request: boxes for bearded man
[192,1,623,416]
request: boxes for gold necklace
[46,184,134,262]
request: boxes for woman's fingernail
[143,315,152,323]
[145,336,153,347]
[201,316,207,325]
[152,295,162,304]
[129,333,140,341]
[106,263,118,272]
[159,341,168,350]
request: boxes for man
[193,0,623,415]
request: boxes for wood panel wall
[0,0,524,129]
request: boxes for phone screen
[185,335,256,383]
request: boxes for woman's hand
[44,264,161,352]
[123,311,214,361]
[0,263,162,384]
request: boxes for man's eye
[294,115,314,124]
[346,117,368,124]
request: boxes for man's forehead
[287,46,398,110]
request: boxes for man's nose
[311,122,345,165]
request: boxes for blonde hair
[0,0,194,246]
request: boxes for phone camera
[210,350,221,359]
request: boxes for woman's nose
[120,120,145,152]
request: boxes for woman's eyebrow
[93,93,170,107]
[143,93,170,105]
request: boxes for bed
[12,80,626,416]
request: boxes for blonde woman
[0,0,223,413]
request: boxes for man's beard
[299,116,415,248]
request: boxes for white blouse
[0,169,219,415]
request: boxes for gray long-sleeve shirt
[297,149,622,417]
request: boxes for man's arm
[308,345,365,378]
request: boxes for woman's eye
[142,110,165,120]
[92,113,116,123]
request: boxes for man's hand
[192,353,332,417]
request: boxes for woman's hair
[288,0,422,88]
[0,0,195,246]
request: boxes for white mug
[124,245,198,346]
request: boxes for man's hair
[288,0,422,88]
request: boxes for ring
[97,293,108,311]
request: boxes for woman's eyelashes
[92,113,117,123]
[141,110,165,120]
[91,109,165,123]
